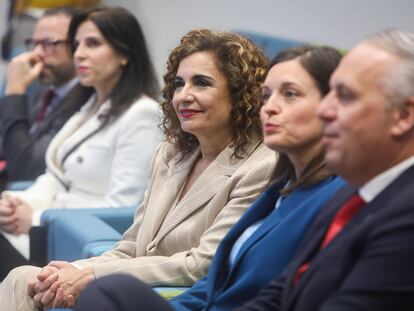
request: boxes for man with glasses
[0,6,92,188]
[0,7,92,275]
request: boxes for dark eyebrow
[75,35,103,42]
[280,81,300,88]
[193,74,216,84]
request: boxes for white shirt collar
[52,77,79,100]
[359,155,414,203]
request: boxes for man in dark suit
[0,7,91,277]
[0,6,91,186]
[236,29,414,311]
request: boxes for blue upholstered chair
[39,207,136,262]
[6,180,34,190]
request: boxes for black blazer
[0,83,93,181]
[237,163,414,311]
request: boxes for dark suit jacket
[237,163,414,311]
[170,177,346,311]
[0,83,93,182]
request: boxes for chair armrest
[153,287,190,300]
[41,207,136,234]
[47,212,122,262]
[81,240,119,258]
[6,180,34,190]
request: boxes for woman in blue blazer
[73,44,345,311]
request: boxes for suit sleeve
[319,206,414,311]
[169,276,209,310]
[75,147,277,286]
[0,95,33,166]
[102,97,162,208]
[234,273,285,311]
[0,92,62,181]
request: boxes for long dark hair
[68,6,159,125]
[268,45,342,194]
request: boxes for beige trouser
[0,265,41,311]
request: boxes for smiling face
[73,20,127,98]
[171,51,233,143]
[261,59,324,161]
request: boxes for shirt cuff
[31,210,42,226]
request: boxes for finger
[0,199,12,208]
[0,204,15,217]
[30,61,44,77]
[52,287,65,309]
[34,271,58,292]
[33,292,44,308]
[48,261,69,269]
[66,294,76,308]
[14,51,35,61]
[27,279,37,297]
[40,281,60,307]
[16,51,42,65]
[6,195,24,206]
[37,265,58,281]
[3,194,17,203]
[0,215,17,226]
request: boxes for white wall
[122,0,414,80]
[2,0,414,82]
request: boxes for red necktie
[293,193,365,285]
[35,89,55,125]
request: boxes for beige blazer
[75,140,277,286]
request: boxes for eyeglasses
[24,38,70,53]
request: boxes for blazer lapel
[45,95,103,182]
[29,83,92,145]
[153,143,257,245]
[231,186,313,266]
[208,184,281,294]
[146,148,201,240]
[286,165,414,309]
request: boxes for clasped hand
[0,195,33,234]
[28,261,95,309]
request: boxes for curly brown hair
[162,29,268,161]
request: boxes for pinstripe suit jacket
[74,140,277,286]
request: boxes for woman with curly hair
[0,29,276,310]
[72,45,348,311]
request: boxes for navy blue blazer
[237,164,414,311]
[170,176,347,311]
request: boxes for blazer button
[147,241,156,252]
[77,156,83,164]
